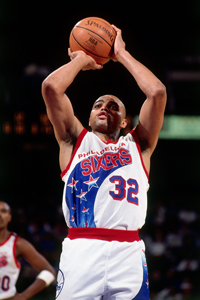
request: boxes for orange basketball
[69,17,116,65]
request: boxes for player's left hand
[68,48,103,71]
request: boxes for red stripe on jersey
[67,227,140,242]
[130,128,149,180]
[61,128,88,179]
[13,234,21,269]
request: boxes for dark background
[1,1,200,299]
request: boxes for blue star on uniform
[82,207,89,215]
[84,175,99,191]
[67,178,79,192]
[77,189,87,204]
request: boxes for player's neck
[92,130,119,143]
[0,228,10,244]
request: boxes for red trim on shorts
[130,128,149,180]
[61,128,88,179]
[67,227,140,242]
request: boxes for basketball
[69,17,116,65]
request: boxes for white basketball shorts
[56,228,150,300]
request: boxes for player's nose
[101,104,108,111]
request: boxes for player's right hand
[68,48,103,71]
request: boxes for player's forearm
[117,49,166,99]
[42,55,86,97]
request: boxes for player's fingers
[111,25,121,33]
[68,47,72,57]
[95,64,103,70]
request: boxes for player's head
[89,95,127,134]
[0,201,12,230]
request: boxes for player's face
[89,95,127,133]
[0,202,12,229]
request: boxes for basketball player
[0,201,56,300]
[42,25,167,299]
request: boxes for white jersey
[61,128,149,231]
[0,232,21,299]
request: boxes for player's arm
[112,26,167,171]
[42,50,102,170]
[12,237,56,300]
[41,50,102,145]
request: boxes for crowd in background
[142,201,200,300]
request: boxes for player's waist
[67,227,140,242]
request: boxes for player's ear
[120,118,127,129]
[89,118,91,127]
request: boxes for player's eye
[94,103,102,109]
[110,104,118,110]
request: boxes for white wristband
[37,270,55,286]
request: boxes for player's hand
[111,25,126,62]
[68,48,103,71]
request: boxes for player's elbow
[42,77,61,100]
[152,82,167,101]
[150,82,167,109]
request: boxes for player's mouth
[98,111,109,119]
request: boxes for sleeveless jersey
[61,128,149,231]
[0,232,21,299]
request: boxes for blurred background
[1,0,200,299]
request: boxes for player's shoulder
[16,236,32,250]
[120,127,137,141]
[16,236,31,246]
[16,236,37,257]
